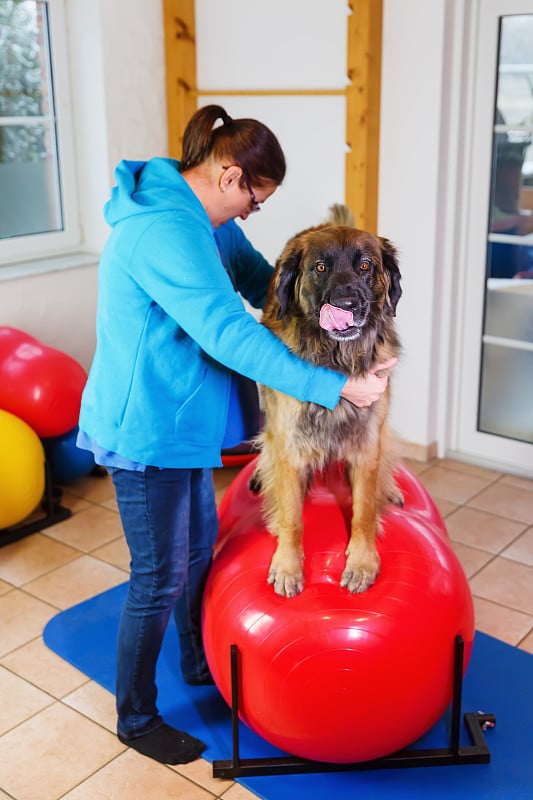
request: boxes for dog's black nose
[328,284,368,311]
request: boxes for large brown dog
[251,207,403,598]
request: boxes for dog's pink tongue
[319,303,354,331]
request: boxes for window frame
[0,0,81,267]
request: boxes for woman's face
[213,165,278,226]
[236,179,278,221]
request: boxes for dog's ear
[379,237,402,315]
[274,241,303,320]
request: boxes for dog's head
[270,225,402,342]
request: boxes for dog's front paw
[341,550,380,593]
[268,566,304,598]
[249,471,262,494]
[340,564,379,593]
[267,551,304,598]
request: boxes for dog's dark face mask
[274,227,402,342]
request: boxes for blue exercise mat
[43,582,533,800]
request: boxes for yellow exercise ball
[0,409,45,529]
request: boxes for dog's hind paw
[249,471,262,494]
[268,566,304,598]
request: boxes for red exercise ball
[202,460,474,764]
[0,327,87,438]
[0,326,37,361]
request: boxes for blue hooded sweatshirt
[78,158,346,468]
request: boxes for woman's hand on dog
[340,357,398,408]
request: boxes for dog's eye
[315,261,326,273]
[359,260,371,271]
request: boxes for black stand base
[212,635,495,779]
[0,460,72,547]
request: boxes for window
[0,0,80,265]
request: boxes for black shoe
[183,670,215,686]
[117,723,205,764]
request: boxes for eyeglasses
[222,165,261,213]
[242,174,261,214]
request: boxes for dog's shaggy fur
[251,206,403,597]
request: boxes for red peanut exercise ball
[0,327,87,438]
[202,460,474,764]
[0,326,32,361]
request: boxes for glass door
[480,14,533,445]
[452,0,533,476]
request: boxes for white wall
[0,264,98,370]
[378,0,448,455]
[0,0,453,457]
[196,0,350,263]
[68,0,169,255]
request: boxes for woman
[78,105,396,765]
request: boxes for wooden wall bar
[163,0,196,157]
[346,0,382,233]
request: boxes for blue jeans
[109,466,218,739]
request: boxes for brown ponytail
[179,104,286,188]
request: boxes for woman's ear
[219,165,242,193]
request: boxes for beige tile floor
[0,458,532,799]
